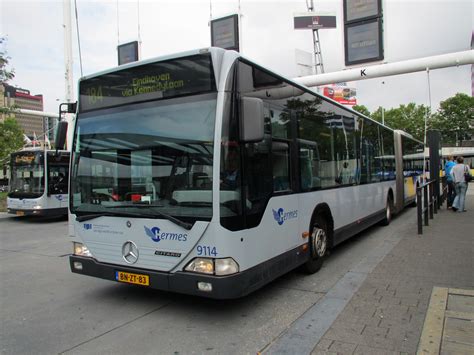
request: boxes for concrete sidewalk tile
[322,326,365,345]
[379,295,402,306]
[310,350,338,355]
[327,340,357,354]
[400,296,420,307]
[447,293,474,312]
[442,317,474,349]
[333,313,381,328]
[330,320,366,335]
[417,287,449,354]
[363,336,397,352]
[312,339,333,352]
[353,344,399,355]
[360,325,389,338]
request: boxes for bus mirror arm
[240,97,264,143]
[55,102,76,155]
[55,121,68,154]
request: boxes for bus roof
[78,47,421,144]
[79,47,227,82]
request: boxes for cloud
[2,0,472,114]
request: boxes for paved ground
[310,188,474,355]
[0,204,419,354]
[1,188,472,354]
[418,287,474,354]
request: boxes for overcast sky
[1,0,473,114]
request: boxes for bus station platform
[308,187,474,355]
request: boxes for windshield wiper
[105,205,193,230]
[76,210,157,222]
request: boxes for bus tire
[380,196,393,226]
[302,214,329,274]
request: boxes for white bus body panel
[7,193,69,211]
[299,181,394,232]
[73,178,395,274]
[77,218,209,272]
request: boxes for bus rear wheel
[302,215,328,274]
[380,196,393,226]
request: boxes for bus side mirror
[240,97,264,143]
[55,121,68,152]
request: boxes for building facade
[1,83,55,141]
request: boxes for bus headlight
[215,258,239,275]
[185,258,214,274]
[184,257,239,276]
[73,242,92,257]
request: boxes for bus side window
[299,142,321,190]
[272,142,290,192]
[268,105,291,192]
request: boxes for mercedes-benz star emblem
[126,221,132,228]
[122,241,139,264]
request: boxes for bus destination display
[79,54,216,112]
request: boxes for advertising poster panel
[320,83,357,106]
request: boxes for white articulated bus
[68,48,423,299]
[441,147,474,175]
[7,148,70,216]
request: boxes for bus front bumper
[8,207,67,217]
[70,255,264,299]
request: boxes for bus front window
[71,93,217,224]
[9,151,45,198]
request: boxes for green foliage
[352,105,370,117]
[1,37,17,116]
[371,103,429,141]
[430,93,474,145]
[0,37,15,83]
[0,118,24,168]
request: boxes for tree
[0,118,24,166]
[352,105,370,117]
[1,37,23,168]
[430,93,474,146]
[371,103,430,141]
[1,37,16,115]
[0,37,15,83]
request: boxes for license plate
[115,271,149,286]
[16,211,25,216]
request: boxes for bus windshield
[70,93,217,224]
[9,151,45,198]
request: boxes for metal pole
[442,177,447,207]
[63,0,74,103]
[312,30,317,75]
[63,0,76,151]
[238,0,243,53]
[429,183,434,218]
[417,187,423,235]
[294,50,474,87]
[424,185,429,226]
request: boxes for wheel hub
[312,227,327,258]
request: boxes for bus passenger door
[47,153,70,208]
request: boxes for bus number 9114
[196,245,218,257]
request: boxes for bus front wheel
[302,215,328,274]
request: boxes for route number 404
[196,245,218,257]
[86,86,103,105]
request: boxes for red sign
[321,85,357,106]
